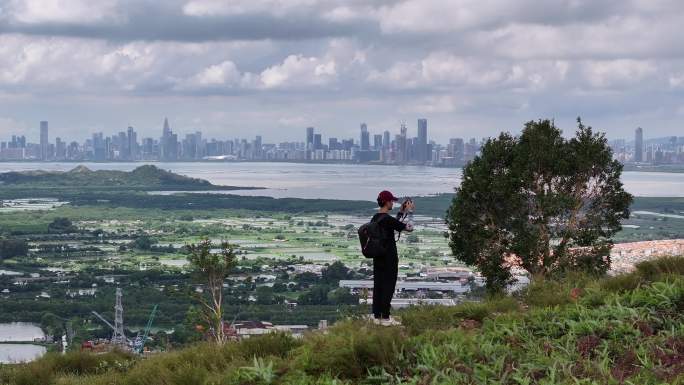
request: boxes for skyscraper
[360,123,370,150]
[127,126,137,160]
[306,127,314,150]
[163,117,171,137]
[373,134,383,150]
[449,138,465,162]
[55,137,66,160]
[93,132,106,161]
[396,122,408,163]
[634,127,644,163]
[160,118,178,161]
[417,118,428,163]
[40,121,49,160]
[254,135,262,158]
[383,130,390,149]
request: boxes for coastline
[3,159,684,173]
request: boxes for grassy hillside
[2,256,683,385]
[0,165,251,192]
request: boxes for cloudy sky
[0,0,682,143]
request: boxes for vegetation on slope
[2,256,683,385]
[0,165,250,192]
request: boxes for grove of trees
[0,238,28,259]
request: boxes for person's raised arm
[387,213,413,232]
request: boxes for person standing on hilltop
[370,190,414,326]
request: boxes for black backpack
[358,215,388,258]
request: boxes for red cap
[378,190,399,203]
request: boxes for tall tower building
[163,117,171,137]
[92,132,106,161]
[373,134,383,150]
[634,127,644,163]
[306,127,314,150]
[417,118,428,163]
[127,126,137,160]
[360,123,370,150]
[396,122,408,164]
[160,117,178,161]
[254,135,262,158]
[40,121,49,160]
[383,130,390,149]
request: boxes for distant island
[0,165,261,192]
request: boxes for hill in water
[0,165,250,191]
[2,256,683,385]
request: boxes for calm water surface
[0,162,682,200]
[0,323,46,363]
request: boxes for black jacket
[371,212,407,261]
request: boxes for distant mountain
[0,165,234,190]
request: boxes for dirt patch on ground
[652,337,684,382]
[577,335,601,358]
[611,350,639,383]
[459,319,481,330]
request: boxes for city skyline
[1,1,684,141]
[3,117,679,146]
[2,117,683,166]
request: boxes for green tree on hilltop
[446,119,632,292]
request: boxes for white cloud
[1,0,684,140]
[277,115,311,127]
[323,5,377,22]
[377,0,509,34]
[367,53,570,91]
[669,74,684,88]
[406,95,464,114]
[0,116,29,134]
[189,61,243,86]
[6,0,119,24]
[581,60,657,89]
[260,54,336,89]
[182,0,318,17]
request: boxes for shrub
[50,350,134,375]
[292,320,406,378]
[5,363,54,385]
[238,332,301,359]
[520,272,593,308]
[635,256,684,280]
[399,297,519,335]
[599,272,644,293]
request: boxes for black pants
[372,254,398,318]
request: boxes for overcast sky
[0,0,683,143]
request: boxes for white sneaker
[380,317,402,326]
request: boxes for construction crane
[91,310,131,347]
[91,288,130,349]
[112,288,126,346]
[133,305,158,354]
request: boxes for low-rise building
[422,267,472,281]
[339,280,469,294]
[360,298,460,308]
[229,321,309,339]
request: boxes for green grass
[2,256,684,385]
